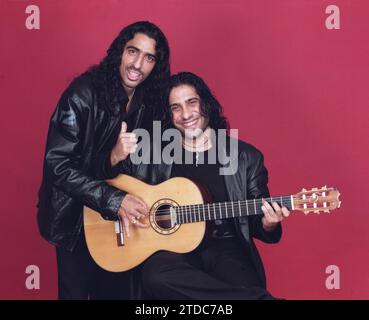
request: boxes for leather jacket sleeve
[246,148,282,243]
[43,87,126,220]
[92,149,122,180]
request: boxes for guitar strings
[154,197,294,217]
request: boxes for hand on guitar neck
[118,194,150,237]
[261,199,290,232]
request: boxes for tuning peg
[314,210,320,214]
[301,188,307,192]
[324,209,330,213]
[338,201,342,208]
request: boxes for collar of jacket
[111,85,145,117]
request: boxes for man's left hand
[261,199,290,232]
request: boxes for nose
[181,105,191,120]
[133,54,144,70]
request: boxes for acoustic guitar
[84,174,341,272]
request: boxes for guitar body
[84,175,341,272]
[84,174,205,272]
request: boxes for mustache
[127,66,142,75]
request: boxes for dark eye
[146,55,156,63]
[127,48,137,55]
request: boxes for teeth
[183,120,197,127]
[127,69,141,80]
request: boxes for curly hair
[87,21,170,119]
[164,72,229,131]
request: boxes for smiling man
[37,21,170,299]
[137,72,290,299]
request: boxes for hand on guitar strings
[261,198,290,232]
[118,194,150,237]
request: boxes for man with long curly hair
[37,21,170,299]
[117,72,290,299]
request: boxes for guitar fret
[177,195,294,224]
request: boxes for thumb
[121,121,128,133]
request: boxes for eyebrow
[126,45,157,59]
[169,97,199,108]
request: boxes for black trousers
[56,231,133,300]
[141,237,275,300]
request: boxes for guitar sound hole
[154,204,173,230]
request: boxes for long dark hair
[87,21,170,118]
[164,72,229,130]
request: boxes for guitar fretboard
[175,196,293,224]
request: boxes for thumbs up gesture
[110,122,138,166]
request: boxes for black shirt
[171,147,236,240]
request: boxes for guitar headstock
[293,186,341,214]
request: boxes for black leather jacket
[37,73,148,251]
[103,137,282,290]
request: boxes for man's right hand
[110,121,138,166]
[118,194,149,237]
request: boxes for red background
[1,0,368,299]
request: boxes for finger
[131,218,149,228]
[261,203,278,223]
[122,142,138,150]
[129,146,138,154]
[134,206,149,217]
[135,198,149,212]
[122,216,130,237]
[282,207,290,218]
[261,204,269,216]
[121,121,127,134]
[262,209,275,226]
[129,210,146,219]
[262,200,275,215]
[120,133,137,140]
[271,202,283,217]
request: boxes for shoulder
[227,136,265,161]
[61,72,97,108]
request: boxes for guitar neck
[175,196,293,224]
